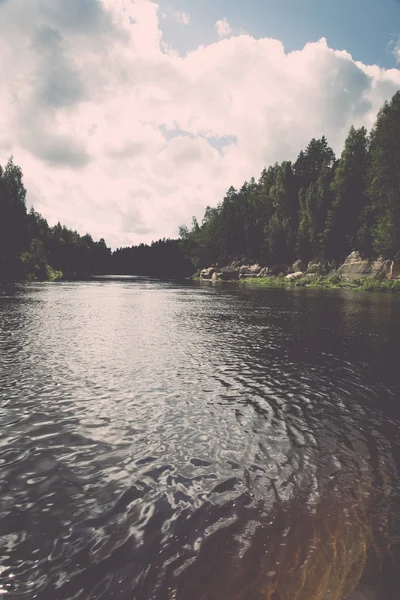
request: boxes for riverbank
[196,273,400,292]
[239,274,400,292]
[195,251,400,293]
[27,265,63,282]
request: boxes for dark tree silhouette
[179,93,400,269]
[3,93,400,282]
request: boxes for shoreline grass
[195,274,400,293]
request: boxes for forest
[1,91,400,282]
[0,158,191,281]
[0,158,113,282]
[179,92,400,270]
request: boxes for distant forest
[2,92,400,282]
[0,158,192,281]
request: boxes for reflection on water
[1,279,400,599]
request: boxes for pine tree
[367,92,400,258]
[0,158,28,280]
[325,126,369,261]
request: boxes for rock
[211,271,222,281]
[387,260,400,280]
[200,267,215,279]
[250,263,262,274]
[239,264,261,276]
[292,260,305,273]
[258,267,269,277]
[338,252,391,280]
[285,271,303,281]
[307,260,323,274]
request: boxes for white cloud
[392,40,400,64]
[215,17,232,39]
[0,1,399,248]
[173,10,190,25]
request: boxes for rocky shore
[196,251,400,291]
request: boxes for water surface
[1,278,400,599]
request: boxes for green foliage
[0,158,28,280]
[0,155,192,281]
[179,93,400,270]
[0,158,113,282]
[237,273,400,293]
[45,265,63,281]
[112,238,193,277]
[367,92,400,258]
[4,93,400,283]
[325,126,369,261]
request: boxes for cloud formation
[391,38,400,63]
[215,18,232,39]
[0,0,399,247]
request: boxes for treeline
[113,241,193,277]
[179,92,400,269]
[0,159,192,281]
[0,158,113,281]
[3,92,400,282]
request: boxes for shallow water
[1,278,400,599]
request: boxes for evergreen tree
[0,158,27,280]
[367,92,400,258]
[4,92,400,282]
[294,136,335,191]
[325,126,369,261]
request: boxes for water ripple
[1,281,400,599]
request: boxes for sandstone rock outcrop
[387,260,400,280]
[239,264,262,277]
[198,255,400,283]
[338,252,391,279]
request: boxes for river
[1,277,400,599]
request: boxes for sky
[1,0,400,248]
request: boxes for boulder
[387,260,400,280]
[200,267,215,279]
[285,271,303,281]
[239,264,261,276]
[307,260,323,274]
[338,252,391,280]
[249,263,262,274]
[258,267,269,277]
[211,271,222,281]
[292,260,305,273]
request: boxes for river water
[1,277,400,600]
